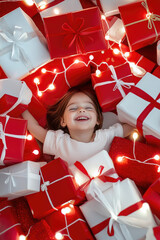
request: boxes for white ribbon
[40,169,74,211]
[0,115,26,165]
[94,65,134,98]
[0,81,32,116]
[91,181,149,240]
[0,21,36,69]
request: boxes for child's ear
[60,117,66,127]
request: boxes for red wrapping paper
[43,7,107,59]
[0,116,27,166]
[0,94,27,118]
[0,66,7,79]
[21,55,91,107]
[119,0,160,51]
[109,137,160,190]
[87,42,155,72]
[0,1,38,18]
[0,200,23,240]
[91,62,140,112]
[26,158,86,219]
[45,205,95,240]
[153,65,160,78]
[143,178,160,220]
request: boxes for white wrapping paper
[117,72,160,140]
[35,0,83,18]
[69,150,120,200]
[0,7,50,79]
[80,178,157,240]
[0,161,46,200]
[0,79,32,116]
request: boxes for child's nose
[79,107,85,112]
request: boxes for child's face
[60,92,99,135]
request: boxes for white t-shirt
[43,123,123,165]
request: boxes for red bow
[74,161,121,190]
[62,17,101,54]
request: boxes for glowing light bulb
[96,69,101,77]
[157,166,160,173]
[154,155,160,161]
[38,91,42,97]
[34,78,40,84]
[32,150,39,155]
[48,84,55,90]
[129,62,146,78]
[146,12,152,19]
[101,15,106,20]
[54,8,60,15]
[132,132,138,141]
[89,55,94,60]
[61,207,71,215]
[19,235,26,240]
[105,35,110,40]
[41,68,47,73]
[113,48,120,55]
[38,1,47,10]
[24,0,34,6]
[55,232,63,240]
[101,51,105,54]
[74,59,79,64]
[124,52,130,58]
[117,156,123,162]
[27,134,33,141]
[53,69,57,73]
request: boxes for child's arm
[22,110,47,143]
[122,123,136,138]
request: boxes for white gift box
[80,178,157,240]
[35,0,83,18]
[117,72,160,140]
[0,161,46,200]
[69,150,120,200]
[0,7,50,79]
[106,17,125,43]
[0,79,32,116]
[96,0,141,17]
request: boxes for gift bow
[142,0,160,29]
[91,181,149,240]
[62,17,101,54]
[0,24,35,69]
[74,161,121,191]
[94,65,134,98]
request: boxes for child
[22,86,134,165]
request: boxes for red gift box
[119,0,160,51]
[143,178,160,220]
[21,55,91,107]
[0,116,27,166]
[91,62,140,112]
[0,200,24,240]
[43,7,107,59]
[153,65,160,78]
[0,66,7,79]
[26,158,86,219]
[23,131,42,162]
[109,137,160,190]
[0,94,28,118]
[87,42,155,73]
[45,205,95,240]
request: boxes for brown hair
[46,86,103,133]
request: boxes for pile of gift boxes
[1,0,160,239]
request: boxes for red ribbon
[74,161,121,190]
[62,16,101,54]
[96,0,103,12]
[38,0,65,11]
[91,200,145,236]
[130,86,160,135]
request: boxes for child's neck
[69,130,95,143]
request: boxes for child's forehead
[68,92,93,104]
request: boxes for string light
[48,83,55,90]
[113,48,120,55]
[37,1,47,10]
[32,150,39,155]
[55,232,63,240]
[54,8,60,15]
[34,78,40,84]
[74,59,79,64]
[19,235,26,240]
[132,132,139,141]
[61,207,71,215]
[24,0,34,6]
[95,69,101,77]
[27,134,32,141]
[41,68,47,74]
[154,155,160,161]
[117,156,124,163]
